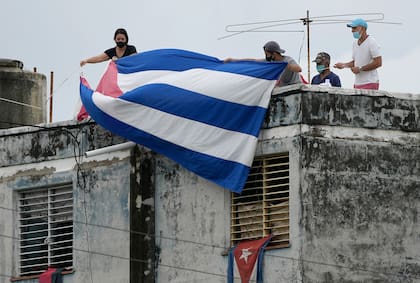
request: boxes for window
[231,153,289,249]
[18,183,73,276]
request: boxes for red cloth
[39,267,56,283]
[77,61,123,121]
[300,74,309,84]
[354,82,379,90]
[233,235,272,283]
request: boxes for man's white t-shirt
[352,36,381,85]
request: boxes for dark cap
[313,52,330,64]
[263,41,285,54]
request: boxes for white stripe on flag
[117,69,275,107]
[92,92,258,166]
[117,70,173,93]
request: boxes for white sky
[1,0,417,122]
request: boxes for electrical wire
[71,120,94,283]
[0,121,419,281]
[0,129,419,282]
[45,67,80,107]
[1,226,418,281]
[0,97,42,110]
[0,121,94,139]
[0,212,419,281]
[297,29,306,66]
[0,67,79,113]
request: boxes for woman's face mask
[116,41,127,48]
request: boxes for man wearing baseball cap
[262,41,302,86]
[311,52,341,87]
[334,18,382,90]
[224,40,303,86]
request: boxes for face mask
[316,65,326,73]
[116,41,126,48]
[265,52,275,62]
[266,56,274,62]
[352,31,361,39]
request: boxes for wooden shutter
[231,153,289,249]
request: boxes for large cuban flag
[79,49,287,193]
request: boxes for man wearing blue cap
[334,18,382,90]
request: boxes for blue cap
[347,18,368,28]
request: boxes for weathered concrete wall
[267,85,420,132]
[154,157,229,282]
[72,155,131,283]
[300,136,420,283]
[264,85,420,282]
[153,134,304,282]
[130,147,156,283]
[0,121,133,283]
[1,85,419,283]
[0,121,127,168]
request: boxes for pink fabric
[95,62,123,97]
[354,83,379,90]
[300,74,308,84]
[77,77,92,120]
[77,62,123,121]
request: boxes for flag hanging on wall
[227,235,273,283]
[79,49,287,193]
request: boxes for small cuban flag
[227,235,273,283]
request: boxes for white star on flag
[239,248,253,264]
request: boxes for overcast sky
[1,0,416,122]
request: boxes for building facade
[1,85,419,282]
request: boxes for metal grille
[231,153,289,249]
[19,183,73,276]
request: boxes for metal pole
[306,10,311,83]
[49,71,53,123]
[300,10,312,83]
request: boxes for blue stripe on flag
[80,82,250,192]
[80,49,288,192]
[120,83,267,136]
[117,49,287,80]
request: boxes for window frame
[17,182,74,277]
[230,153,290,249]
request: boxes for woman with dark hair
[80,28,137,67]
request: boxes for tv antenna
[219,11,402,82]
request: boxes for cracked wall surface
[1,85,419,282]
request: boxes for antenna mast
[219,11,401,84]
[301,10,312,82]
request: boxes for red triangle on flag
[233,235,272,283]
[77,61,123,121]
